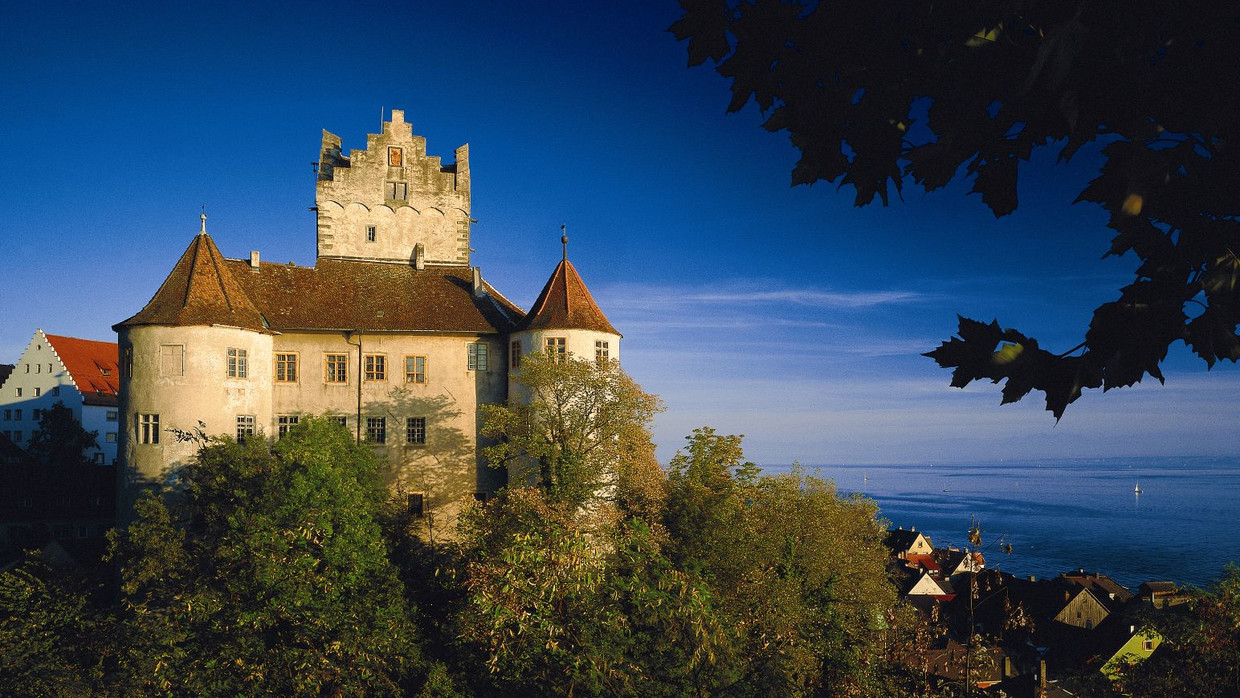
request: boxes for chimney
[249,251,260,270]
[413,242,425,271]
[472,267,485,297]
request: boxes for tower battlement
[315,110,471,266]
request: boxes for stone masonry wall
[316,110,471,266]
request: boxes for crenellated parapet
[315,110,471,266]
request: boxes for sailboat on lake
[1134,481,1142,495]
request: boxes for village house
[113,110,620,528]
[884,525,935,559]
[0,330,120,465]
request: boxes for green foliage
[673,0,1240,417]
[452,487,729,698]
[25,401,99,466]
[0,560,108,697]
[110,417,418,696]
[1109,566,1240,697]
[664,429,898,696]
[481,353,664,511]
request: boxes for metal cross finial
[561,224,568,261]
[200,206,207,235]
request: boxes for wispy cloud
[600,281,926,313]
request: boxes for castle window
[546,337,566,358]
[32,409,42,420]
[511,341,521,368]
[408,492,424,517]
[468,343,488,371]
[277,415,299,439]
[92,453,104,465]
[160,344,184,377]
[406,417,426,445]
[388,146,403,167]
[325,354,349,383]
[14,388,21,397]
[106,410,118,421]
[595,340,609,362]
[106,432,117,443]
[138,413,159,444]
[364,354,386,381]
[12,431,21,444]
[13,410,21,420]
[236,415,256,441]
[122,347,133,377]
[51,386,60,396]
[404,356,426,383]
[366,417,386,444]
[275,353,298,382]
[366,226,376,242]
[385,181,407,201]
[2,410,8,420]
[227,348,248,379]
[33,388,40,397]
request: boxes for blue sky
[3,1,1238,464]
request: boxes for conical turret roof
[114,232,268,333]
[515,259,619,336]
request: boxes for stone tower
[508,235,622,376]
[315,109,471,266]
[114,216,275,509]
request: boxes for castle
[114,110,620,525]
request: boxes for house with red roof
[113,110,621,528]
[0,330,120,466]
[0,332,119,552]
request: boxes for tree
[1107,566,1240,697]
[671,0,1240,417]
[451,487,730,698]
[480,353,664,512]
[25,402,99,466]
[109,418,418,696]
[663,429,898,696]
[0,560,110,697]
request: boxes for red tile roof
[516,259,619,335]
[115,233,268,333]
[116,234,524,335]
[227,258,521,333]
[44,334,119,407]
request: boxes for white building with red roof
[0,330,120,465]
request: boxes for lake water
[771,457,1240,590]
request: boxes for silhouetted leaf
[674,0,1240,417]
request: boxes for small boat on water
[1134,481,1142,495]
